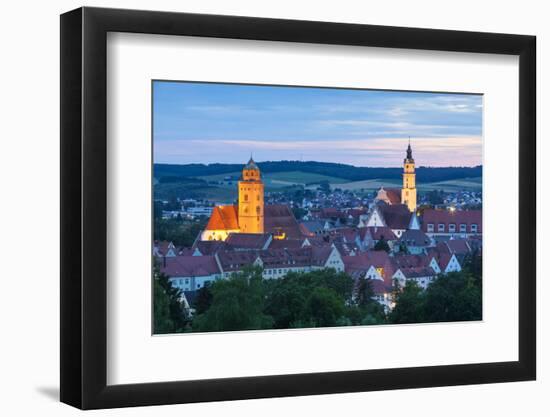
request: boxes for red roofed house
[392,266,437,289]
[395,229,433,254]
[357,226,398,251]
[359,202,416,238]
[345,252,395,311]
[226,233,272,251]
[427,241,464,273]
[422,209,482,238]
[375,187,401,205]
[153,240,178,258]
[214,246,344,280]
[161,255,222,291]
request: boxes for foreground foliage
[153,253,483,333]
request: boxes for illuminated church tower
[238,157,265,233]
[401,139,417,212]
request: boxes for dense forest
[154,161,482,183]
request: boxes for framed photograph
[60,7,536,409]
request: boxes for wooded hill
[154,161,482,183]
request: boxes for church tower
[401,139,417,212]
[238,157,265,233]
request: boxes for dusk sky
[153,81,482,167]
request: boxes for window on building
[460,223,467,232]
[471,224,478,233]
[449,223,456,232]
[438,223,445,232]
[244,194,248,202]
[427,223,434,232]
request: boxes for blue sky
[153,81,482,167]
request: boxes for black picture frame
[60,6,536,410]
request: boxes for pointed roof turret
[244,156,259,171]
[406,137,413,160]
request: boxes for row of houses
[160,244,345,292]
[342,240,472,311]
[155,234,477,312]
[303,202,482,241]
[154,203,481,312]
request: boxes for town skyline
[153,81,483,168]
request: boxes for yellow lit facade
[401,141,417,212]
[237,158,265,234]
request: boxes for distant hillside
[154,161,482,183]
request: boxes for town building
[422,208,482,238]
[375,140,417,212]
[200,158,302,241]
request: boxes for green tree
[192,267,273,332]
[423,272,481,322]
[193,284,213,315]
[292,207,307,220]
[398,241,409,254]
[154,216,207,247]
[389,281,426,324]
[356,278,375,307]
[264,273,310,329]
[318,180,331,194]
[153,278,175,333]
[153,265,188,333]
[427,189,444,205]
[374,237,390,252]
[264,269,353,329]
[295,287,344,328]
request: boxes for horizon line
[153,160,482,169]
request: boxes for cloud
[154,136,482,167]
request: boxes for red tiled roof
[422,209,482,234]
[161,255,220,277]
[343,251,394,281]
[320,208,347,219]
[192,240,230,255]
[385,188,402,205]
[378,203,411,230]
[311,246,335,266]
[398,229,431,246]
[264,204,304,239]
[215,246,337,271]
[369,278,392,294]
[444,239,472,255]
[335,227,359,243]
[153,240,176,256]
[205,205,239,230]
[299,223,316,236]
[216,251,259,272]
[392,254,432,268]
[361,226,398,241]
[268,238,306,250]
[398,266,437,279]
[226,233,271,250]
[346,208,368,218]
[426,244,456,271]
